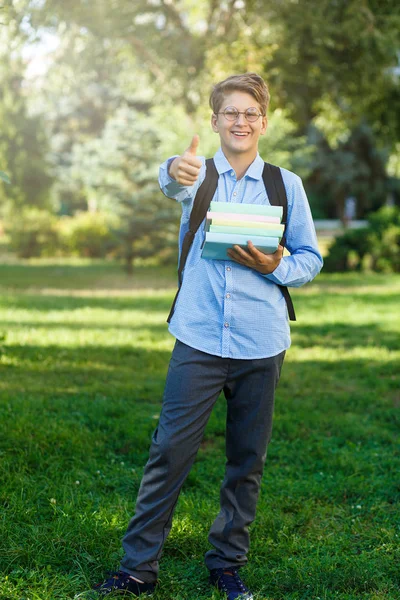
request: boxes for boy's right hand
[169,135,202,186]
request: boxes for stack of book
[201,201,284,260]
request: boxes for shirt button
[226,266,231,271]
[230,171,234,176]
[233,192,237,196]
[226,293,231,299]
[224,322,229,328]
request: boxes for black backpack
[167,158,296,323]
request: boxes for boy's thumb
[186,134,199,156]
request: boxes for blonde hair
[209,73,270,116]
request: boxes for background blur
[1,4,399,599]
[0,0,400,270]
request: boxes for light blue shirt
[159,147,323,359]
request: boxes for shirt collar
[213,147,264,180]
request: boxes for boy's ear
[260,116,268,135]
[211,113,219,133]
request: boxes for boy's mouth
[231,131,250,138]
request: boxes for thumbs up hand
[187,134,199,156]
[169,135,202,186]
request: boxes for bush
[369,224,400,273]
[368,205,400,234]
[324,206,400,273]
[4,208,60,258]
[59,211,119,258]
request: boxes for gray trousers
[120,340,285,583]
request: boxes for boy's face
[211,91,267,159]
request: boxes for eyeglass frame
[215,106,265,123]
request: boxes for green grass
[0,261,399,600]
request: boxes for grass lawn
[0,261,399,600]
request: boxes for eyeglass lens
[223,107,261,122]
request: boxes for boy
[93,73,323,599]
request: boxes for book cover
[209,201,283,219]
[201,232,279,260]
[206,211,281,224]
[209,224,284,237]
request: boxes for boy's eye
[224,108,238,118]
[245,108,259,118]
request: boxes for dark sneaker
[93,571,157,596]
[209,568,253,600]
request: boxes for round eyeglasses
[216,106,264,122]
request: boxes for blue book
[201,232,279,260]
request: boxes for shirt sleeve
[159,155,206,205]
[263,170,323,287]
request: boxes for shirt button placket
[222,264,233,357]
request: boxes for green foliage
[58,211,120,258]
[0,0,399,240]
[0,171,10,184]
[4,206,123,261]
[67,105,180,269]
[253,0,400,147]
[258,109,315,179]
[3,208,59,258]
[324,206,400,273]
[0,8,53,215]
[368,205,400,233]
[323,227,372,272]
[308,123,390,219]
[371,224,400,273]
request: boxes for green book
[209,201,283,219]
[209,224,284,237]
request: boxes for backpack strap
[167,158,218,323]
[262,163,296,321]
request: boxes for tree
[0,1,53,215]
[308,123,390,219]
[4,0,399,234]
[68,105,180,271]
[246,0,400,149]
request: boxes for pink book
[206,211,281,224]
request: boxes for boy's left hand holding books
[227,241,283,274]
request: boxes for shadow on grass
[0,321,170,336]
[0,263,178,289]
[294,290,400,306]
[0,293,174,313]
[306,273,400,288]
[0,343,398,452]
[1,317,398,352]
[292,321,399,351]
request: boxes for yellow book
[211,219,284,232]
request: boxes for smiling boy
[93,73,322,599]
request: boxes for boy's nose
[235,113,246,125]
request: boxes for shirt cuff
[262,258,289,285]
